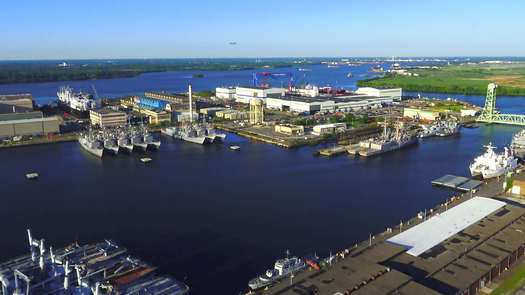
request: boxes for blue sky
[1,0,524,59]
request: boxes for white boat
[469,144,518,178]
[248,254,306,290]
[230,145,240,151]
[57,86,97,117]
[140,157,152,163]
[26,173,39,180]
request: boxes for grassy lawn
[491,262,525,295]
[358,63,525,96]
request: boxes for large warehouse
[266,93,394,114]
[234,86,284,104]
[0,116,60,138]
[265,196,525,295]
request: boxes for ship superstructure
[248,252,306,290]
[349,119,418,157]
[511,129,525,159]
[469,143,518,178]
[0,229,189,295]
[57,86,97,116]
[79,125,160,157]
[79,128,104,158]
[419,119,460,138]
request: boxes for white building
[355,87,402,101]
[312,123,347,136]
[234,86,285,104]
[266,94,394,114]
[215,87,236,100]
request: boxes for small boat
[26,173,39,180]
[140,157,152,163]
[230,145,241,151]
[347,72,353,78]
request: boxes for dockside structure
[261,196,525,295]
[0,230,189,295]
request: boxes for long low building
[266,94,394,114]
[0,116,60,138]
[0,93,34,109]
[234,86,285,104]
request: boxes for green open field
[490,261,525,295]
[357,63,525,96]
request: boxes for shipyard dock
[250,172,525,295]
[0,230,189,295]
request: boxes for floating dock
[318,145,348,157]
[431,174,483,191]
[0,229,189,295]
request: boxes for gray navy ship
[248,253,306,290]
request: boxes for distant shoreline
[0,60,308,85]
[358,63,525,96]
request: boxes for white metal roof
[386,197,506,256]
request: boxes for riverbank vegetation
[0,59,301,84]
[357,63,525,96]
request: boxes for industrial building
[215,87,236,100]
[274,124,304,136]
[138,108,171,124]
[264,196,525,295]
[249,99,264,125]
[403,107,442,121]
[89,108,127,127]
[312,123,346,136]
[144,91,186,104]
[266,94,393,114]
[0,115,60,138]
[355,87,402,101]
[175,111,199,123]
[0,93,34,109]
[234,86,284,104]
[120,97,172,125]
[216,109,247,120]
[199,107,228,117]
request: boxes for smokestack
[188,85,193,124]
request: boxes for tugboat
[248,251,306,291]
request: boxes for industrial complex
[258,191,525,295]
